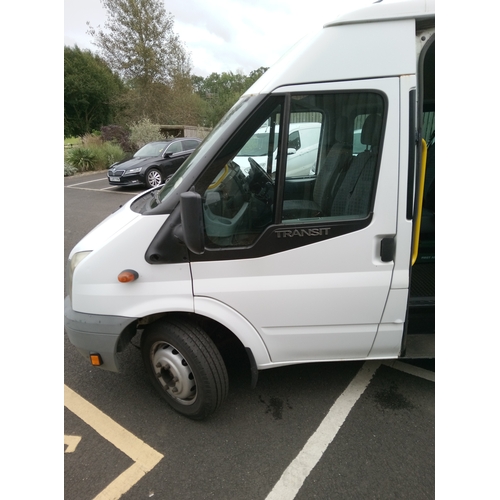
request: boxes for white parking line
[266,361,381,500]
[66,178,108,187]
[64,385,163,500]
[266,359,434,500]
[383,360,435,382]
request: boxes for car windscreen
[134,142,167,157]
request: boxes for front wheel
[145,168,162,188]
[141,319,228,420]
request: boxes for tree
[87,0,191,89]
[64,45,123,137]
[192,67,268,127]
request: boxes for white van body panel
[391,74,417,291]
[72,213,194,317]
[246,19,416,96]
[69,198,141,258]
[329,0,434,26]
[193,296,272,366]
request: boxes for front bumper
[107,172,145,187]
[64,296,138,372]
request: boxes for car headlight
[123,167,142,175]
[66,251,92,301]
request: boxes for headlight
[67,251,92,300]
[123,167,142,175]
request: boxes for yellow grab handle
[411,139,428,266]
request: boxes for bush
[94,142,126,169]
[65,142,126,173]
[64,163,78,176]
[101,124,134,152]
[66,147,98,171]
[129,118,164,150]
[82,133,103,147]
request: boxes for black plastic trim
[380,237,395,262]
[407,89,417,220]
[188,215,373,262]
[245,348,259,389]
[145,205,189,264]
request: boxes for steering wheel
[248,157,273,186]
[247,157,274,206]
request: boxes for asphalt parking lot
[64,172,435,500]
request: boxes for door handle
[380,237,395,262]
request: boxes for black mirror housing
[180,191,205,255]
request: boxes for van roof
[244,0,434,96]
[326,0,435,27]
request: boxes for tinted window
[195,97,284,248]
[194,92,385,249]
[182,139,200,151]
[282,92,384,220]
[166,141,182,154]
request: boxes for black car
[107,138,202,188]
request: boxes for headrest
[335,116,349,143]
[361,114,382,146]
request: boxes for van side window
[281,92,384,221]
[196,98,284,248]
[196,92,384,249]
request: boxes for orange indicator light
[90,353,103,366]
[117,269,139,283]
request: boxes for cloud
[64,0,373,77]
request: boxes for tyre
[141,318,229,420]
[145,168,162,188]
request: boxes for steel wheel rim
[151,341,197,405]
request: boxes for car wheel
[141,318,228,420]
[145,168,162,188]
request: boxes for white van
[234,122,322,177]
[65,0,435,420]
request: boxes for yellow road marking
[64,385,164,500]
[64,435,82,453]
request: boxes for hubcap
[151,342,197,405]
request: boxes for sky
[64,0,373,77]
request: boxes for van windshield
[153,96,254,207]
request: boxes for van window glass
[281,92,384,222]
[196,97,284,248]
[195,92,384,248]
[155,96,255,207]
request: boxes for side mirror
[287,148,297,155]
[180,191,205,255]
